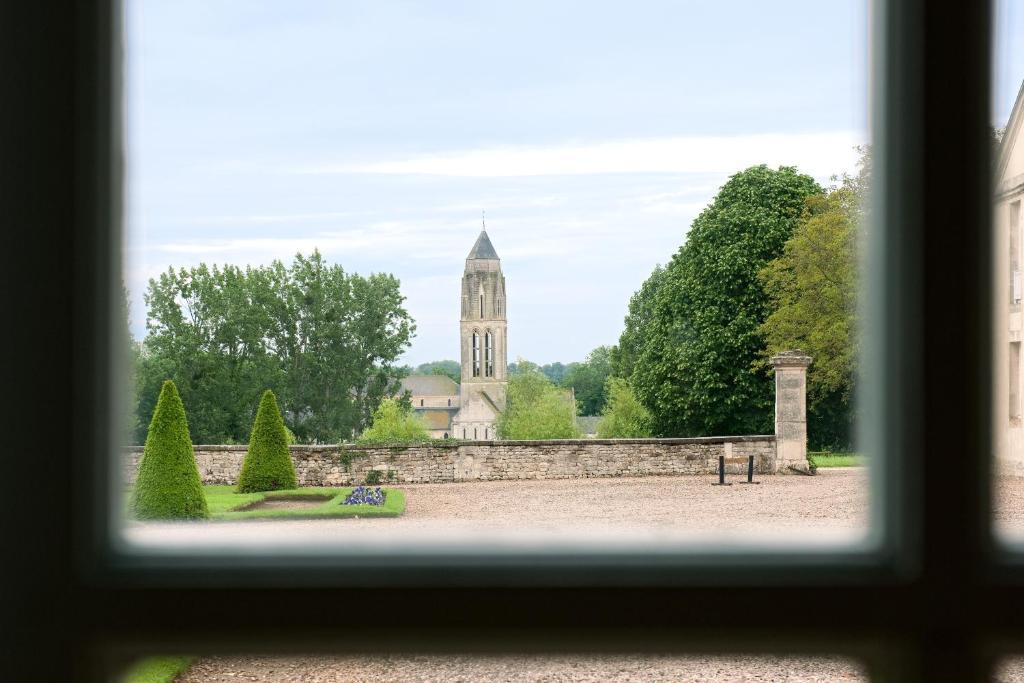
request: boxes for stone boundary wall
[124,436,777,487]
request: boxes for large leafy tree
[610,264,666,380]
[759,153,868,449]
[497,359,581,440]
[632,165,822,437]
[560,346,613,416]
[135,250,415,444]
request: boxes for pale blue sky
[125,1,1023,366]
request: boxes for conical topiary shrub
[237,389,297,493]
[132,379,209,520]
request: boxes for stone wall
[124,436,777,487]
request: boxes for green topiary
[132,380,209,520]
[236,389,297,492]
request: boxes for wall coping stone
[124,435,777,453]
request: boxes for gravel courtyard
[125,468,871,552]
[128,472,1024,680]
[177,654,868,682]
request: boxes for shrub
[596,377,653,438]
[497,359,582,440]
[237,389,298,492]
[131,380,209,520]
[358,398,431,444]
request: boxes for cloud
[296,131,863,179]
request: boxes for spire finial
[482,209,486,230]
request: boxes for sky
[125,1,1024,367]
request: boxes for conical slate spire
[467,229,499,260]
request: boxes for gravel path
[135,470,879,681]
[177,653,868,682]
[135,472,1024,680]
[125,469,870,552]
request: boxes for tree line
[129,250,415,445]
[416,348,615,417]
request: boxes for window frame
[2,0,1020,680]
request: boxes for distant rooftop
[400,374,459,396]
[466,229,499,260]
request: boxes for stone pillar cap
[770,350,813,368]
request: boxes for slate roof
[467,229,500,260]
[400,374,459,396]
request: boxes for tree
[759,153,868,450]
[135,251,415,444]
[632,165,822,437]
[358,398,431,443]
[497,359,581,439]
[611,264,666,380]
[237,389,298,492]
[560,346,613,415]
[596,377,653,438]
[131,380,209,520]
[415,360,461,383]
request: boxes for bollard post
[741,454,761,485]
[713,454,732,486]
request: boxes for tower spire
[482,209,486,230]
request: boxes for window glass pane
[993,0,1024,542]
[120,1,871,555]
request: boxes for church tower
[452,228,508,440]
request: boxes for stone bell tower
[452,227,508,440]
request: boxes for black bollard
[713,454,732,486]
[741,454,761,485]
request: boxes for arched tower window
[472,332,480,377]
[480,293,484,318]
[485,331,493,377]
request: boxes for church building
[400,228,508,440]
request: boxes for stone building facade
[402,228,509,440]
[998,80,1024,473]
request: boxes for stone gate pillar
[770,350,813,474]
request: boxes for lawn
[809,452,864,468]
[206,485,405,520]
[121,656,192,683]
[127,486,405,521]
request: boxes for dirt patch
[236,496,333,512]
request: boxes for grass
[121,656,192,683]
[126,486,406,521]
[809,452,864,468]
[207,485,406,520]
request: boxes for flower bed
[343,486,386,506]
